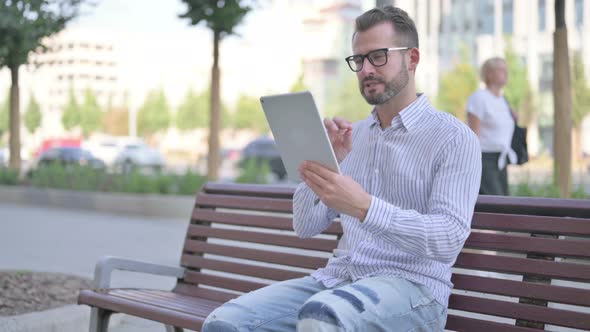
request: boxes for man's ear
[407,48,420,72]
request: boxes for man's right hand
[324,117,353,163]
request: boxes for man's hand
[299,161,371,221]
[324,117,352,163]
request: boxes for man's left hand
[299,161,372,221]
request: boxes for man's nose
[359,58,376,76]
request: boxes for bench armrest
[93,255,186,288]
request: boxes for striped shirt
[293,94,482,307]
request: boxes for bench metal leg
[90,308,112,332]
[165,325,184,332]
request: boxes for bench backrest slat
[184,240,327,269]
[450,294,590,330]
[464,231,590,258]
[175,182,590,331]
[455,252,590,281]
[472,212,590,236]
[181,255,307,281]
[451,274,590,307]
[187,224,338,252]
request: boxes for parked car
[240,137,287,180]
[35,147,106,170]
[113,141,165,173]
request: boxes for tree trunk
[552,0,572,198]
[207,30,221,181]
[8,65,21,170]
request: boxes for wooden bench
[78,182,590,331]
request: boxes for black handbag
[504,97,528,165]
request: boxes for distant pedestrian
[467,57,515,196]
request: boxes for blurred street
[0,202,189,331]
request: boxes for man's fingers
[323,117,339,133]
[302,161,335,180]
[333,117,352,130]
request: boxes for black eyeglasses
[345,47,410,72]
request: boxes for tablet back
[260,91,341,182]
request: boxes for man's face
[351,22,409,105]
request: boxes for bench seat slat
[451,274,590,306]
[187,224,337,252]
[184,240,327,269]
[455,252,590,282]
[181,255,306,281]
[184,271,267,293]
[445,314,538,331]
[173,283,238,303]
[476,195,590,218]
[196,193,293,213]
[108,290,213,316]
[472,212,590,236]
[78,289,214,330]
[449,294,590,329]
[192,209,343,235]
[464,232,590,258]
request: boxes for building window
[575,0,584,29]
[478,0,494,34]
[539,0,546,31]
[502,0,514,34]
[539,54,553,91]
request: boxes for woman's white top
[467,89,516,169]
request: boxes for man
[202,6,481,332]
[467,57,515,196]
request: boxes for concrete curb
[0,185,195,218]
[0,304,123,332]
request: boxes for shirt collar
[369,93,429,132]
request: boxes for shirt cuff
[361,196,398,234]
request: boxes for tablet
[260,91,341,182]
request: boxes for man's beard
[360,60,409,105]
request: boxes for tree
[179,0,254,180]
[137,88,171,137]
[572,53,590,160]
[79,88,102,137]
[504,43,534,126]
[176,89,209,131]
[325,75,371,122]
[437,49,478,122]
[62,87,80,131]
[0,0,85,169]
[24,93,42,134]
[0,92,8,136]
[553,0,572,197]
[102,96,129,136]
[233,94,269,134]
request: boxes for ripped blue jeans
[201,276,447,332]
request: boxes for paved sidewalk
[0,202,190,331]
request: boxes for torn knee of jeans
[298,301,343,327]
[202,320,240,332]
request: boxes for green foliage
[235,158,270,184]
[511,181,588,199]
[233,94,269,133]
[80,89,102,137]
[325,75,371,122]
[24,93,42,134]
[137,89,171,137]
[437,53,478,122]
[0,0,84,69]
[504,43,534,125]
[176,89,209,130]
[28,163,206,195]
[572,53,590,127]
[178,0,254,38]
[0,166,19,185]
[290,72,308,92]
[62,87,80,130]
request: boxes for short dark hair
[354,6,419,49]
